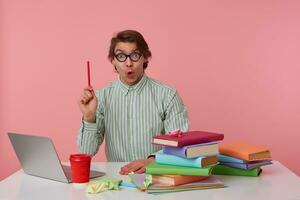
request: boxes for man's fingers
[79,96,87,104]
[79,86,95,105]
[129,164,143,173]
[120,163,143,175]
[79,92,94,105]
[120,164,136,174]
[119,159,151,175]
[134,167,145,174]
[119,164,131,175]
[83,86,94,94]
[120,163,132,171]
[83,85,93,90]
[80,96,88,104]
[84,90,94,98]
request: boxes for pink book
[152,131,224,147]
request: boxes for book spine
[217,154,245,163]
[211,165,261,176]
[156,153,203,168]
[219,149,250,161]
[219,162,249,169]
[146,165,212,176]
[162,146,186,157]
[177,134,224,147]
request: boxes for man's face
[112,42,146,86]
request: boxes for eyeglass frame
[114,51,143,62]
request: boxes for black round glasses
[114,52,142,62]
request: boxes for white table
[1,161,300,200]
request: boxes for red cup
[69,154,91,183]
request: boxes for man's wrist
[83,115,96,123]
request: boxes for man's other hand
[119,157,155,175]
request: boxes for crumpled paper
[128,173,152,189]
[143,174,152,188]
[86,178,122,194]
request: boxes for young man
[78,30,189,175]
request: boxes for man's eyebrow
[114,49,124,53]
[114,48,139,54]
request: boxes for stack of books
[131,130,225,194]
[212,143,272,177]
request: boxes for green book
[145,162,213,176]
[212,164,262,177]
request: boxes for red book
[153,131,224,147]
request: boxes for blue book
[156,153,218,168]
[162,142,219,158]
[217,154,246,163]
[220,160,272,170]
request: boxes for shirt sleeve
[163,90,189,133]
[77,90,105,156]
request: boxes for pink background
[1,0,300,180]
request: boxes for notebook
[8,132,105,183]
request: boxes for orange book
[219,143,271,161]
[152,174,209,186]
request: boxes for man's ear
[112,60,119,72]
[114,65,118,73]
[111,59,116,66]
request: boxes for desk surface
[1,161,300,200]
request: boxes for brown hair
[108,30,152,69]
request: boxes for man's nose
[125,57,133,67]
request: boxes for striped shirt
[77,74,189,161]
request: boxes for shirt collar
[117,74,148,95]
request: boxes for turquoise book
[146,162,213,176]
[217,154,246,163]
[156,153,218,168]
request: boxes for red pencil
[87,61,91,87]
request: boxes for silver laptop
[8,132,105,183]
